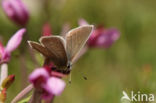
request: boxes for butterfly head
[67,62,72,70]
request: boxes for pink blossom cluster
[79,19,120,48]
[29,67,66,100]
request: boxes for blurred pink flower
[29,68,50,89]
[45,77,65,95]
[42,77,65,99]
[42,22,52,36]
[29,68,66,100]
[88,27,120,48]
[78,19,120,48]
[0,28,26,64]
[2,0,29,26]
[78,18,89,26]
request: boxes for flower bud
[2,0,29,26]
[1,75,15,89]
[42,22,52,36]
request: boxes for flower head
[2,0,29,26]
[88,27,120,48]
[29,68,50,89]
[78,19,120,48]
[0,28,26,64]
[29,68,66,100]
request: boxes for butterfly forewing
[28,41,52,57]
[40,36,68,68]
[65,25,93,63]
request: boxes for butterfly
[28,25,93,74]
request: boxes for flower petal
[5,28,26,53]
[0,41,5,59]
[88,27,120,48]
[29,68,49,88]
[0,41,10,63]
[78,18,89,26]
[44,77,66,96]
[95,28,120,48]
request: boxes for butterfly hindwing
[65,25,93,63]
[40,36,68,68]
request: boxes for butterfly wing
[28,41,52,57]
[40,36,68,68]
[66,25,93,63]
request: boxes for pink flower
[29,68,50,89]
[78,19,120,48]
[88,27,120,48]
[29,68,66,100]
[78,18,89,26]
[42,22,52,36]
[0,28,26,64]
[44,77,65,96]
[2,0,29,26]
[42,77,65,99]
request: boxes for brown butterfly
[28,25,93,74]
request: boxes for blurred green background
[0,0,156,102]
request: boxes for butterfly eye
[67,65,71,69]
[67,63,72,69]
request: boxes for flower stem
[11,84,33,103]
[0,63,8,85]
[29,89,42,103]
[19,56,28,88]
